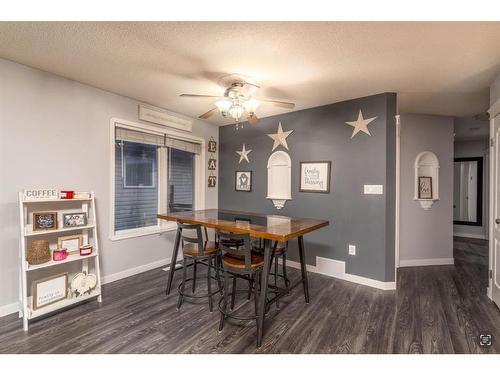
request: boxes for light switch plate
[364,184,384,194]
[348,244,356,256]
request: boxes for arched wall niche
[267,150,292,209]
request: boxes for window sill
[110,223,177,241]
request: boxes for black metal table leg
[297,235,310,303]
[257,238,272,347]
[165,227,181,296]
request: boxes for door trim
[487,112,496,300]
[395,115,401,272]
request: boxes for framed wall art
[235,171,252,192]
[418,176,433,199]
[62,212,88,228]
[32,272,68,310]
[57,234,83,254]
[299,161,331,193]
[32,212,58,231]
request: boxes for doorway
[452,117,490,294]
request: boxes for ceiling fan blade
[199,108,219,119]
[248,114,259,125]
[180,94,222,99]
[257,99,295,109]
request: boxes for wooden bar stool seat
[222,252,264,270]
[183,241,219,256]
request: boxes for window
[168,148,194,213]
[123,142,156,188]
[111,119,204,239]
[115,141,158,231]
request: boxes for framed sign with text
[299,161,331,193]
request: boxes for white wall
[0,58,218,314]
[453,139,489,239]
[399,114,454,266]
[490,74,500,106]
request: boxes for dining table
[157,208,329,347]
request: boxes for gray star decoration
[345,110,377,138]
[267,122,294,151]
[236,144,252,164]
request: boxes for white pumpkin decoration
[71,272,97,297]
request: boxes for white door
[491,115,500,308]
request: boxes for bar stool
[217,232,264,342]
[176,223,221,312]
[253,239,291,308]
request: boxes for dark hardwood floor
[0,236,498,353]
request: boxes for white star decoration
[267,122,294,151]
[345,110,377,138]
[236,144,252,164]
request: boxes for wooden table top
[157,209,329,241]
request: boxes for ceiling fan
[180,74,295,128]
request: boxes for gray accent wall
[219,93,397,282]
[399,114,454,264]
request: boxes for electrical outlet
[348,244,356,256]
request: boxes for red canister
[60,190,74,199]
[52,248,68,261]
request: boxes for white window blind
[115,127,201,154]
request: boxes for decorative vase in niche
[267,150,292,209]
[27,239,51,265]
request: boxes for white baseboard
[101,257,173,285]
[453,232,487,240]
[0,302,19,318]
[283,256,396,291]
[399,258,454,267]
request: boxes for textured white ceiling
[0,22,499,125]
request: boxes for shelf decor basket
[27,239,51,265]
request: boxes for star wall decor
[345,110,377,138]
[267,122,294,151]
[236,144,252,163]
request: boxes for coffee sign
[23,188,59,201]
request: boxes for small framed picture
[57,235,83,254]
[62,212,87,228]
[32,212,58,231]
[32,272,68,310]
[418,176,433,199]
[235,171,252,192]
[299,161,331,193]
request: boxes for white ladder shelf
[18,191,103,331]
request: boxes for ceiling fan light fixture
[243,99,260,115]
[216,99,232,116]
[229,104,244,120]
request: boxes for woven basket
[27,239,50,265]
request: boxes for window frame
[109,117,205,241]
